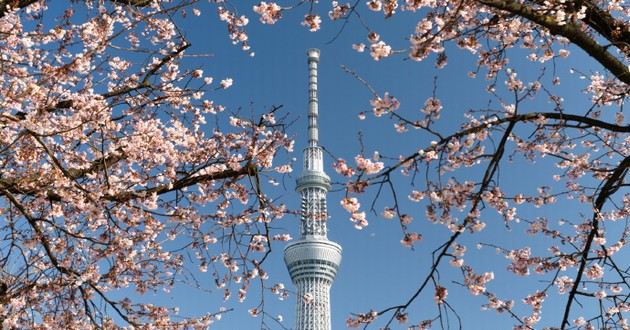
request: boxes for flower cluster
[346,310,378,327]
[464,267,495,295]
[420,97,442,119]
[355,155,384,174]
[302,14,322,32]
[329,1,350,20]
[333,158,356,177]
[370,92,400,116]
[434,285,448,304]
[401,232,422,248]
[370,41,393,60]
[253,2,282,24]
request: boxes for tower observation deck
[284,49,342,330]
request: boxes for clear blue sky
[109,4,611,329]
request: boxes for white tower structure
[284,49,342,330]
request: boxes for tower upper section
[297,48,331,239]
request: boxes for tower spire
[284,49,342,330]
[307,48,320,147]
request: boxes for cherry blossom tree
[1,0,629,329]
[0,1,295,328]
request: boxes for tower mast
[284,49,342,330]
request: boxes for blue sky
[58,2,618,329]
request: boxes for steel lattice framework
[284,49,342,330]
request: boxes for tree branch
[577,0,630,56]
[476,0,630,84]
[378,111,629,179]
[560,155,630,329]
[104,162,258,203]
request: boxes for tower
[284,49,342,330]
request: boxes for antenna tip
[307,48,320,61]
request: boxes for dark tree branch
[560,155,630,329]
[104,162,258,203]
[577,0,630,56]
[377,112,629,180]
[476,0,630,84]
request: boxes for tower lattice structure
[284,49,342,330]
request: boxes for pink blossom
[452,243,466,257]
[272,234,292,241]
[421,97,442,118]
[220,78,233,89]
[434,286,448,304]
[367,31,380,43]
[370,41,392,60]
[394,122,408,132]
[586,263,604,280]
[253,2,282,24]
[333,158,356,177]
[594,290,607,299]
[507,247,534,276]
[191,69,203,78]
[464,268,494,295]
[450,258,464,267]
[355,155,384,174]
[249,235,268,252]
[274,164,292,173]
[302,14,322,32]
[329,1,350,20]
[611,285,623,294]
[370,92,400,116]
[353,43,366,53]
[248,307,260,317]
[382,207,396,219]
[366,0,382,11]
[593,236,606,245]
[574,317,588,327]
[350,211,368,229]
[340,197,361,213]
[408,190,425,202]
[401,232,422,248]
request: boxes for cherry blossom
[353,43,366,53]
[585,263,604,280]
[382,207,396,219]
[253,1,282,24]
[302,14,322,32]
[341,197,361,213]
[220,78,234,89]
[369,41,393,60]
[333,158,356,177]
[401,232,422,248]
[329,1,350,20]
[0,1,298,327]
[434,286,448,304]
[370,92,400,116]
[355,155,384,174]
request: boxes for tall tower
[284,49,342,330]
